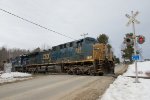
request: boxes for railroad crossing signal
[125,11,140,83]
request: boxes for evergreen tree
[97,34,112,51]
[122,45,134,62]
[97,34,109,44]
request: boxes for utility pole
[126,11,140,83]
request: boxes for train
[11,37,115,75]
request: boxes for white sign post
[125,11,140,83]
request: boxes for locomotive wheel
[35,68,39,73]
[67,70,73,75]
[98,72,104,76]
[93,72,96,76]
[73,68,80,75]
[77,69,83,75]
[88,68,96,76]
[85,70,90,75]
[87,69,92,75]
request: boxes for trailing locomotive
[11,55,28,72]
[12,37,115,75]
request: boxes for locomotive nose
[93,44,106,60]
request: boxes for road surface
[0,64,126,100]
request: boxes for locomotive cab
[93,43,114,74]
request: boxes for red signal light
[137,35,145,44]
[139,37,143,43]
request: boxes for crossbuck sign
[126,11,140,26]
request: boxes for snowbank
[11,72,31,78]
[124,61,150,77]
[0,72,32,84]
[100,61,150,100]
[1,72,32,79]
[0,71,3,74]
[101,75,150,100]
[1,73,13,79]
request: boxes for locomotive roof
[52,37,97,49]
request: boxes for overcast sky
[0,0,150,58]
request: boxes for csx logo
[43,54,49,59]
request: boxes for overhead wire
[0,8,76,40]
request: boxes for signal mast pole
[126,11,140,83]
[132,11,139,83]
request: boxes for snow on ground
[124,61,150,77]
[100,61,150,100]
[0,72,32,84]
